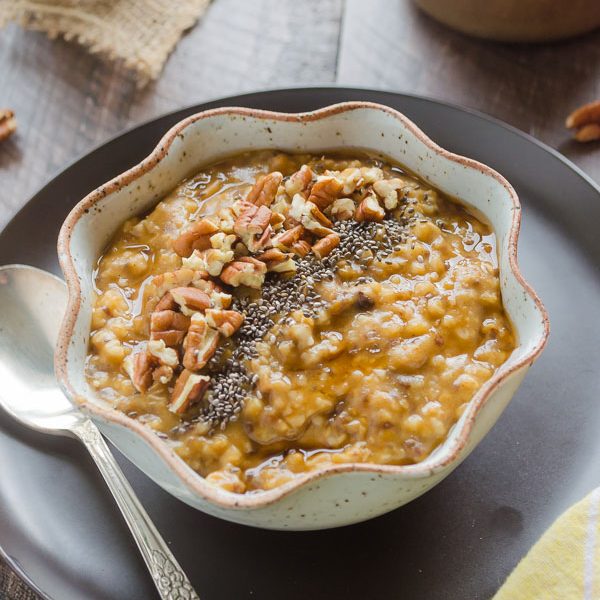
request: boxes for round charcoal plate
[1,88,599,600]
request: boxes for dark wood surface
[0,1,598,598]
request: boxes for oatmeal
[86,150,515,493]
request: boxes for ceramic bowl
[56,102,549,530]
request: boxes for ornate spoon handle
[72,419,199,600]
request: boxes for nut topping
[220,257,267,289]
[355,193,385,222]
[256,248,297,273]
[150,309,190,346]
[566,100,600,142]
[173,219,219,257]
[169,369,210,414]
[129,351,154,392]
[183,313,219,370]
[272,224,304,250]
[284,165,313,197]
[311,232,341,259]
[246,172,283,207]
[234,202,273,252]
[308,176,343,210]
[289,194,334,237]
[329,197,355,221]
[152,365,174,385]
[170,287,212,314]
[373,178,405,210]
[291,240,311,257]
[147,339,179,367]
[205,308,245,337]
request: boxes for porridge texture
[86,150,515,493]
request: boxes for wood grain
[0,0,342,231]
[338,0,600,180]
[1,0,600,598]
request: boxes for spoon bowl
[0,264,199,600]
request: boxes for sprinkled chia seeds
[199,204,418,430]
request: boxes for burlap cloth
[0,0,211,83]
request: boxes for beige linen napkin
[0,0,211,82]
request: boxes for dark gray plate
[1,88,599,600]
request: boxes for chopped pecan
[183,313,219,371]
[329,197,355,220]
[308,176,343,210]
[284,165,313,197]
[155,292,178,311]
[312,232,340,259]
[128,351,154,393]
[256,248,297,273]
[289,194,333,237]
[355,193,385,222]
[220,257,267,289]
[373,178,405,210]
[566,100,600,129]
[169,369,210,414]
[272,224,304,250]
[234,202,273,252]
[172,219,219,257]
[147,339,179,367]
[152,365,174,385]
[337,167,363,194]
[150,268,209,300]
[209,290,233,309]
[169,287,211,314]
[292,240,311,257]
[0,109,16,142]
[205,308,245,337]
[574,123,600,142]
[246,172,283,207]
[150,310,190,346]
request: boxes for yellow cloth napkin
[494,488,600,600]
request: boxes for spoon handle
[72,419,199,600]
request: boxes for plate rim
[1,85,599,600]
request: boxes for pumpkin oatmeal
[86,150,515,493]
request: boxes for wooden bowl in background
[414,0,600,42]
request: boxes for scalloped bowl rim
[56,101,549,510]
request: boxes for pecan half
[173,219,219,257]
[312,232,340,259]
[284,165,313,197]
[150,310,190,346]
[183,313,219,370]
[169,369,210,414]
[256,248,297,273]
[272,224,304,250]
[329,197,355,220]
[0,109,16,142]
[234,202,273,252]
[566,100,600,129]
[130,351,154,392]
[169,287,211,315]
[355,193,385,222]
[246,172,283,207]
[575,123,600,142]
[220,257,267,289]
[292,240,311,257]
[289,194,333,237]
[205,308,245,337]
[308,176,343,210]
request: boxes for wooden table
[0,1,598,598]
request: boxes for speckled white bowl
[56,102,549,530]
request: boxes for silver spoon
[0,264,199,600]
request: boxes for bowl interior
[59,103,547,461]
